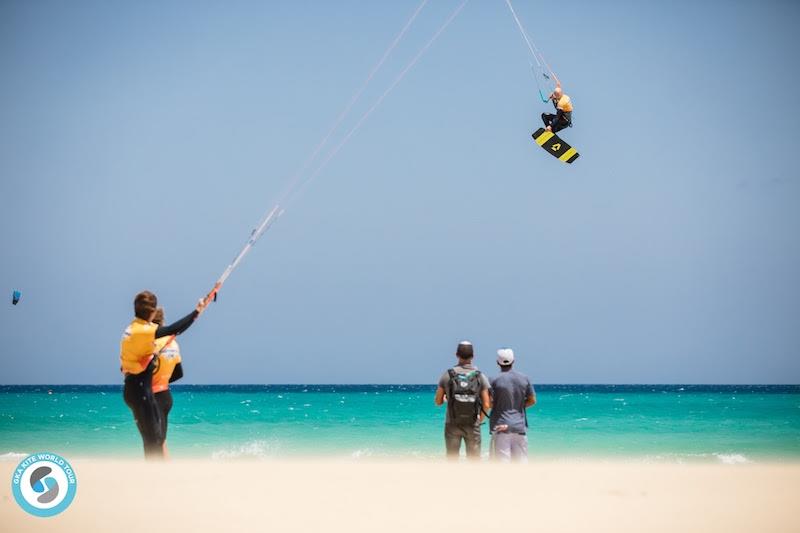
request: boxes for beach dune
[2,459,799,532]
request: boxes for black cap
[456,341,474,359]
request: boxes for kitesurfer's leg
[123,369,165,459]
[541,113,556,129]
[155,389,173,457]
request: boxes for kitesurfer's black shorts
[123,366,164,458]
[541,112,570,133]
[154,389,174,441]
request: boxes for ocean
[1,385,799,462]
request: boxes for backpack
[447,369,483,425]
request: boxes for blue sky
[1,0,798,384]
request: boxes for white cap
[497,348,515,366]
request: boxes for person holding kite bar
[120,289,212,459]
[541,86,572,133]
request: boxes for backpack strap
[446,369,457,420]
[473,370,483,419]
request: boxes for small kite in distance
[12,290,21,305]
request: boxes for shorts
[490,432,528,462]
[444,423,482,459]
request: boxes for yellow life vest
[556,94,573,112]
[120,318,157,374]
[152,337,182,393]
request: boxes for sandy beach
[2,459,799,533]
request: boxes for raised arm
[154,297,209,338]
[155,310,198,338]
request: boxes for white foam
[637,453,753,465]
[0,452,28,462]
[211,439,282,460]
[714,453,750,465]
[350,449,374,459]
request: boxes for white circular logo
[11,452,77,517]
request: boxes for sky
[1,0,798,384]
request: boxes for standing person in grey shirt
[489,348,536,462]
[434,341,491,460]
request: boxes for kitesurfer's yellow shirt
[120,318,157,374]
[152,337,182,393]
[556,94,573,112]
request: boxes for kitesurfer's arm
[549,86,563,110]
[155,311,197,338]
[154,299,208,338]
[169,363,184,383]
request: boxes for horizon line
[2,383,798,387]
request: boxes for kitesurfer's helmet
[456,341,474,359]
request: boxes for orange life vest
[120,318,157,374]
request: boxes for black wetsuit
[155,310,199,340]
[541,98,572,133]
[154,362,183,441]
[124,364,162,458]
[123,310,197,459]
[155,389,173,441]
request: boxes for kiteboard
[532,128,579,164]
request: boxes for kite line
[200,0,469,305]
[504,0,560,101]
[274,0,430,208]
[288,0,470,206]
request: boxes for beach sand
[1,459,798,533]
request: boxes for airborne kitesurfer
[541,86,573,133]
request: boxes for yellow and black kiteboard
[532,128,579,164]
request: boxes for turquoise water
[1,385,799,462]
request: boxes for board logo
[551,143,561,151]
[11,452,77,517]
